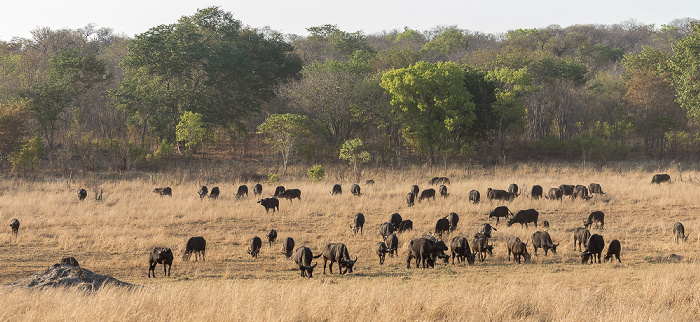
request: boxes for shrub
[307,165,325,183]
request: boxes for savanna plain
[0,163,699,321]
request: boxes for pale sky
[1,0,699,41]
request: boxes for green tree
[9,136,43,175]
[257,114,311,174]
[381,61,476,164]
[175,111,206,154]
[0,99,31,165]
[486,67,537,152]
[668,24,700,123]
[339,138,370,181]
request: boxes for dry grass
[1,163,699,320]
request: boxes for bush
[268,173,279,184]
[533,134,628,161]
[307,165,325,183]
[9,136,43,174]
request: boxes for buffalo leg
[323,259,328,274]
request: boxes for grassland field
[0,163,699,321]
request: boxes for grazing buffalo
[379,222,394,238]
[559,184,575,197]
[531,231,558,256]
[266,229,278,247]
[258,198,279,213]
[573,227,591,251]
[418,188,436,202]
[317,243,357,274]
[397,220,413,233]
[208,187,220,199]
[198,186,208,199]
[148,247,174,278]
[508,184,520,196]
[429,177,451,185]
[540,221,550,229]
[588,183,604,194]
[581,234,605,264]
[673,222,689,243]
[10,219,19,237]
[351,213,365,235]
[584,211,605,230]
[439,185,449,198]
[507,236,531,264]
[253,183,263,195]
[236,185,248,198]
[331,184,342,195]
[479,223,497,238]
[471,235,494,262]
[365,179,375,185]
[350,184,361,196]
[488,206,513,225]
[274,186,286,197]
[507,209,539,228]
[411,185,420,196]
[153,187,172,197]
[573,185,591,200]
[651,174,671,184]
[406,192,416,207]
[434,217,450,238]
[280,189,302,202]
[531,185,543,199]
[247,237,262,258]
[469,190,481,204]
[546,188,563,201]
[389,213,403,230]
[604,240,621,263]
[447,212,459,231]
[376,242,389,264]
[486,188,514,201]
[182,237,206,261]
[385,234,399,256]
[450,236,475,265]
[406,238,449,269]
[281,237,295,259]
[78,189,87,201]
[293,247,318,278]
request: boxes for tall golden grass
[0,163,699,320]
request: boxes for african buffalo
[439,185,449,198]
[281,237,295,259]
[507,209,539,228]
[351,184,361,196]
[588,183,604,194]
[389,213,403,230]
[376,242,388,264]
[317,243,357,274]
[153,187,172,197]
[331,184,342,195]
[652,174,671,184]
[411,185,420,196]
[248,237,262,258]
[235,185,248,198]
[10,219,19,237]
[418,188,436,202]
[78,189,87,201]
[148,247,174,278]
[573,227,591,251]
[450,236,475,265]
[469,190,481,203]
[406,238,449,269]
[429,177,450,185]
[258,198,279,213]
[365,179,375,185]
[274,186,286,197]
[531,231,558,256]
[351,213,365,235]
[379,222,394,238]
[447,212,459,231]
[406,192,415,206]
[486,188,514,201]
[531,185,543,199]
[508,183,520,196]
[397,220,413,233]
[546,188,563,201]
[266,229,278,246]
[584,211,605,229]
[471,235,493,262]
[604,240,621,263]
[198,186,208,199]
[293,247,318,278]
[385,234,399,256]
[280,188,301,202]
[573,185,591,200]
[559,184,575,197]
[479,223,497,238]
[208,187,220,199]
[581,234,605,264]
[507,236,531,264]
[488,206,513,225]
[434,217,450,237]
[673,222,689,243]
[182,236,206,261]
[253,183,263,195]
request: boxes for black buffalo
[148,247,174,278]
[471,235,494,262]
[546,188,563,201]
[573,185,591,200]
[469,190,480,204]
[208,187,220,199]
[280,189,302,202]
[531,185,543,199]
[198,186,208,199]
[434,217,450,237]
[559,184,575,197]
[508,183,520,196]
[274,186,286,197]
[293,247,318,278]
[651,174,671,184]
[397,220,413,233]
[317,243,357,274]
[479,223,497,238]
[673,222,689,243]
[450,236,475,265]
[379,222,394,238]
[389,213,403,230]
[531,231,558,256]
[488,206,513,225]
[419,188,436,202]
[266,229,278,247]
[10,219,19,237]
[248,236,262,258]
[507,236,531,264]
[406,238,449,269]
[78,189,87,201]
[507,209,539,228]
[486,188,514,201]
[331,184,342,195]
[281,237,295,259]
[258,198,279,213]
[182,236,206,261]
[447,212,459,231]
[236,185,248,198]
[581,234,605,264]
[153,187,172,197]
[573,227,591,251]
[365,179,375,185]
[385,234,399,256]
[588,183,604,194]
[406,192,415,207]
[350,184,361,196]
[439,185,449,198]
[376,242,389,265]
[584,211,605,229]
[351,213,365,235]
[604,240,621,263]
[429,176,451,185]
[253,183,263,195]
[411,185,420,196]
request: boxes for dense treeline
[0,7,698,174]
